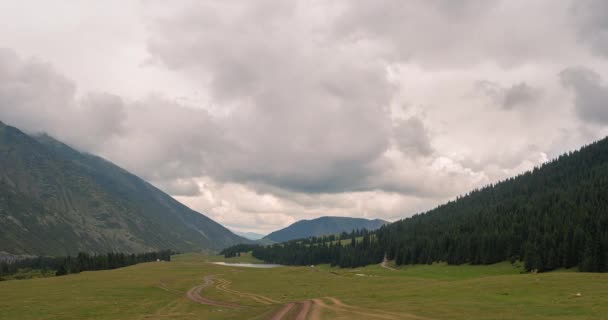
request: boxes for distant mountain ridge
[234,231,266,240]
[264,216,387,242]
[0,121,249,256]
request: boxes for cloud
[503,83,542,109]
[477,81,542,109]
[146,2,394,194]
[153,178,202,197]
[0,48,126,151]
[175,177,444,233]
[392,117,434,156]
[572,0,608,57]
[560,66,608,124]
[0,48,75,133]
[332,0,576,67]
[104,97,225,183]
[3,1,608,233]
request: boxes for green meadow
[0,253,606,320]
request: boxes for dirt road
[183,275,429,319]
[381,256,397,271]
[185,275,240,308]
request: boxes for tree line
[0,250,173,280]
[225,137,608,272]
[224,229,384,268]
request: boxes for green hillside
[0,121,248,256]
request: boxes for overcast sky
[1,0,608,234]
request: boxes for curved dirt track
[184,275,430,319]
[266,297,432,320]
[185,275,240,308]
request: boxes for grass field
[0,252,606,319]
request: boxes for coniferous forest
[0,250,173,280]
[221,230,383,268]
[236,137,608,272]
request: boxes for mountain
[0,121,249,256]
[250,137,608,272]
[377,137,608,272]
[234,231,266,240]
[264,216,388,242]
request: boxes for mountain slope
[0,121,249,256]
[264,216,387,242]
[249,137,608,272]
[378,137,608,272]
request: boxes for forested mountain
[0,121,249,256]
[248,137,608,272]
[264,216,387,242]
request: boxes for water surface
[211,262,282,268]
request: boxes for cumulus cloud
[104,97,225,183]
[0,48,75,133]
[0,48,126,151]
[146,1,394,194]
[175,177,444,233]
[2,1,608,232]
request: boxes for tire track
[156,282,182,295]
[294,300,312,320]
[265,296,431,320]
[310,298,327,320]
[185,275,240,309]
[214,278,279,305]
[317,297,399,320]
[269,302,295,320]
[325,297,432,320]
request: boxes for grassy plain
[0,252,606,319]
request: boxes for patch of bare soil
[185,275,240,308]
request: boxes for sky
[1,0,608,234]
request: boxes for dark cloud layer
[572,0,608,57]
[2,0,608,232]
[560,66,608,124]
[146,2,395,194]
[477,81,542,109]
[393,117,434,157]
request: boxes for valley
[1,253,606,320]
[2,2,608,319]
